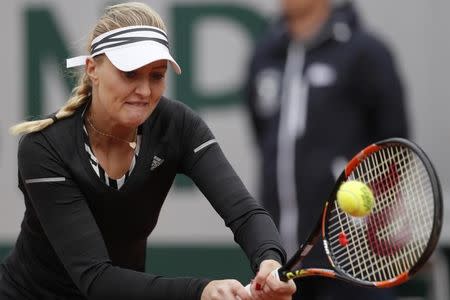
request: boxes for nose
[135,78,151,97]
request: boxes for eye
[151,72,166,81]
[123,71,137,78]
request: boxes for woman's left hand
[249,259,297,300]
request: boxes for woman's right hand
[201,279,252,300]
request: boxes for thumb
[253,269,270,291]
[253,260,281,291]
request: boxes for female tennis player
[0,2,295,299]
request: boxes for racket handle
[244,268,281,296]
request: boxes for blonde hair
[10,2,166,135]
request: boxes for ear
[85,57,99,85]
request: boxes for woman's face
[281,0,323,19]
[87,56,167,129]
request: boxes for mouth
[125,101,148,107]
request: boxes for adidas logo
[151,156,164,171]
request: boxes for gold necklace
[85,116,137,149]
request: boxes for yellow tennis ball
[337,180,374,217]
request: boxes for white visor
[66,25,181,74]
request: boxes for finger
[265,273,297,296]
[234,285,252,300]
[253,266,277,291]
[253,268,277,296]
[225,279,251,300]
[252,273,266,291]
[251,260,285,298]
[259,283,290,300]
[248,287,265,300]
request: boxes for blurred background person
[244,0,409,299]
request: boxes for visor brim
[104,41,181,74]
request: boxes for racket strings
[368,147,431,277]
[327,145,435,283]
[361,147,432,279]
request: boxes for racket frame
[277,138,442,288]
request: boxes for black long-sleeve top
[0,97,285,299]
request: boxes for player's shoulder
[18,106,81,155]
[157,96,201,122]
[17,129,61,162]
[159,96,192,112]
[44,108,81,142]
[157,97,210,143]
[18,130,44,155]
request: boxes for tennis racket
[252,138,442,290]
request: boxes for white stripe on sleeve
[25,177,66,184]
[193,139,217,153]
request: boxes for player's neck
[85,105,137,150]
[87,101,136,141]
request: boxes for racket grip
[244,268,281,296]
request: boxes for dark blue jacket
[245,3,408,266]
